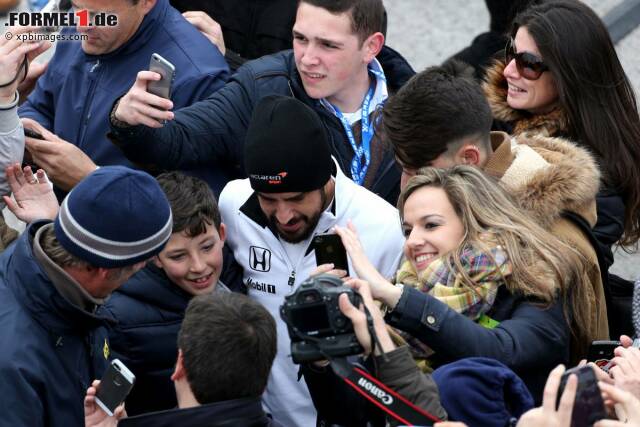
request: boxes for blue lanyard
[331,82,376,186]
[328,67,386,186]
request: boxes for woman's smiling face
[401,186,465,273]
[503,26,559,114]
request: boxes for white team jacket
[219,163,404,427]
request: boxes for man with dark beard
[218,95,403,427]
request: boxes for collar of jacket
[7,220,115,335]
[484,131,600,229]
[482,60,569,138]
[120,396,272,427]
[70,0,169,62]
[112,262,230,314]
[32,223,105,313]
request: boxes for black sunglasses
[504,38,549,80]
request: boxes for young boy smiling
[103,172,230,416]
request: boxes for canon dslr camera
[280,274,364,363]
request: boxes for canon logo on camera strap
[357,377,394,405]
[330,360,441,426]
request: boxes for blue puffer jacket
[19,0,231,196]
[101,263,229,416]
[108,46,415,205]
[0,222,112,427]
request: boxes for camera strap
[329,357,441,426]
[326,305,441,426]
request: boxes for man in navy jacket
[108,0,415,205]
[0,166,173,427]
[19,0,230,196]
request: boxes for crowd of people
[0,0,639,426]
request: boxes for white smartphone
[147,53,175,99]
[95,359,136,417]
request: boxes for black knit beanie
[244,95,332,193]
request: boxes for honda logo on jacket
[249,246,271,272]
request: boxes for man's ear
[95,267,113,280]
[152,255,163,269]
[362,32,384,63]
[457,145,482,166]
[171,349,186,381]
[217,223,226,244]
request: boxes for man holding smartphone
[0,166,172,427]
[217,96,404,427]
[18,0,229,196]
[109,0,415,206]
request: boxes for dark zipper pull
[288,270,296,288]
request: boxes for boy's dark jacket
[102,262,229,416]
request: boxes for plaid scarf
[393,237,513,370]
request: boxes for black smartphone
[557,365,607,427]
[588,340,620,371]
[147,53,175,100]
[95,359,136,417]
[313,233,349,275]
[23,128,44,140]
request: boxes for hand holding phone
[313,233,349,275]
[95,359,135,417]
[556,365,607,427]
[147,53,175,100]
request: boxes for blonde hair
[398,166,591,347]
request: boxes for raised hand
[4,163,59,223]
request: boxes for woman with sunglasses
[483,0,640,265]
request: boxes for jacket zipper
[77,59,101,150]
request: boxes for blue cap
[54,166,172,268]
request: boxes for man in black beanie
[218,95,404,427]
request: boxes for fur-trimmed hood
[483,60,569,137]
[488,132,600,230]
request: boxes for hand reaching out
[334,221,401,308]
[595,382,640,426]
[609,346,640,401]
[4,163,58,223]
[183,11,226,55]
[22,118,98,191]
